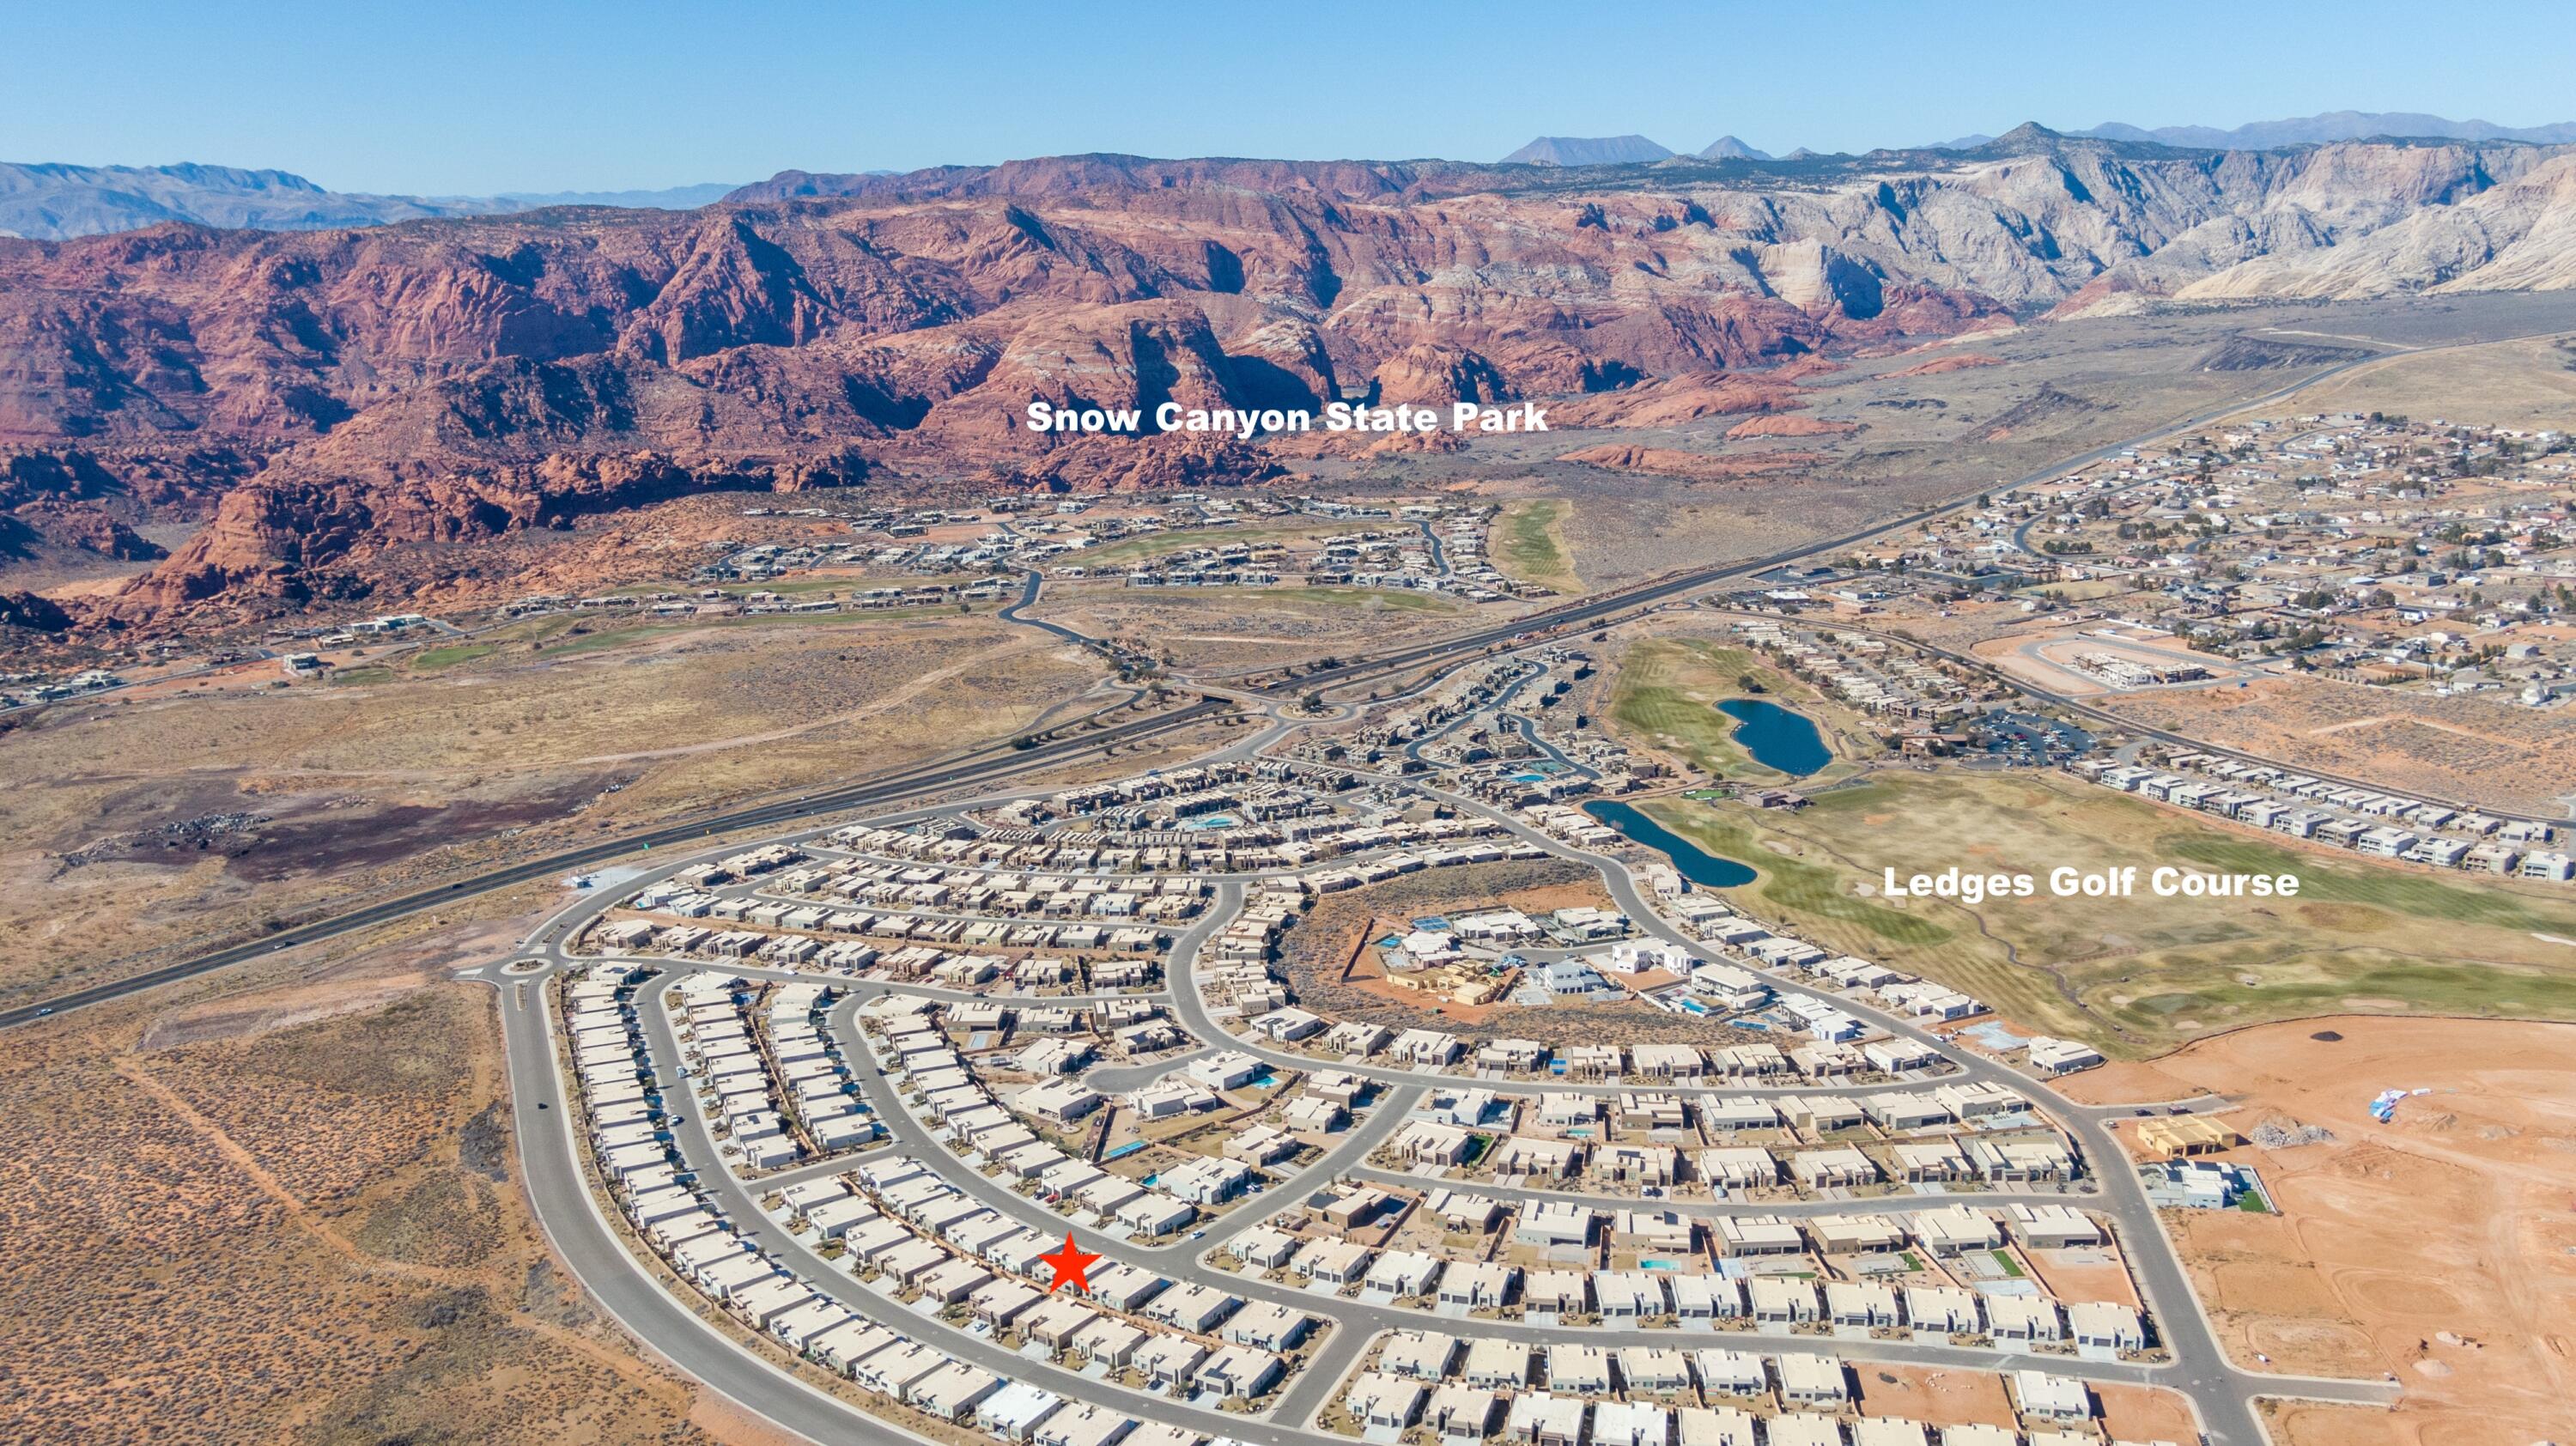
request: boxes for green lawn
[1608,638,1870,785]
[409,642,496,671]
[1631,769,2576,1057]
[1492,499,1579,594]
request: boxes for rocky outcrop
[0,589,71,631]
[0,132,2569,628]
[1723,414,1859,440]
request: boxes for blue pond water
[1717,698,1830,777]
[1583,800,1757,888]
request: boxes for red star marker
[1037,1230,1102,1294]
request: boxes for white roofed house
[1380,1328,1461,1382]
[1850,1420,1928,1446]
[1143,1281,1241,1334]
[2066,1299,2147,1354]
[2010,1368,2093,1420]
[1394,1120,1474,1168]
[1196,1342,1285,1398]
[1697,1146,1779,1191]
[1777,1352,1850,1405]
[1916,1204,2004,1256]
[1426,1382,1501,1445]
[1514,1200,1597,1247]
[1224,1300,1315,1351]
[1546,1342,1613,1394]
[1066,1317,1145,1368]
[1364,1249,1444,1300]
[1230,1224,1302,1271]
[1111,1192,1196,1238]
[1346,1371,1427,1431]
[1294,1238,1374,1286]
[1986,1293,2063,1343]
[1592,1269,1668,1321]
[1020,1078,1103,1127]
[1615,1344,1692,1394]
[2025,1036,2104,1075]
[1664,1273,1742,1322]
[910,1362,1004,1422]
[1748,1275,1820,1324]
[1809,1212,1904,1255]
[1893,1139,1971,1183]
[1134,1334,1208,1390]
[1436,1260,1517,1311]
[810,1320,899,1376]
[852,1340,948,1400]
[1700,1096,1780,1132]
[1427,1188,1504,1230]
[1505,1393,1588,1446]
[1492,1135,1582,1180]
[1824,1279,1902,1328]
[1689,1346,1766,1398]
[1594,1142,1681,1188]
[1676,1406,1760,1446]
[2007,1202,2104,1249]
[1904,1283,1982,1335]
[1226,1122,1299,1165]
[769,1297,854,1351]
[1160,1154,1253,1205]
[1462,1335,1532,1389]
[1712,1214,1801,1258]
[1390,1028,1466,1065]
[1593,1400,1674,1446]
[976,1381,1065,1442]
[1789,1145,1880,1189]
[1035,1401,1133,1446]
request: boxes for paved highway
[4,346,2409,1033]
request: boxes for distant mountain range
[14,129,2576,635]
[1513,112,2576,166]
[1932,110,2576,153]
[12,111,2573,241]
[0,162,735,240]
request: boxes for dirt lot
[0,611,1103,1008]
[1275,860,1768,1048]
[2066,1016,2576,1446]
[0,901,749,1446]
[2284,331,2576,431]
[2107,672,2576,817]
[1027,583,1475,677]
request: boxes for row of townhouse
[829,817,1284,878]
[668,971,824,1172]
[623,888,1176,958]
[1348,1349,2100,1446]
[2081,758,2573,882]
[563,969,1054,1439]
[827,1154,1305,1402]
[860,999,1215,1238]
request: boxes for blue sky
[12,0,2574,194]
